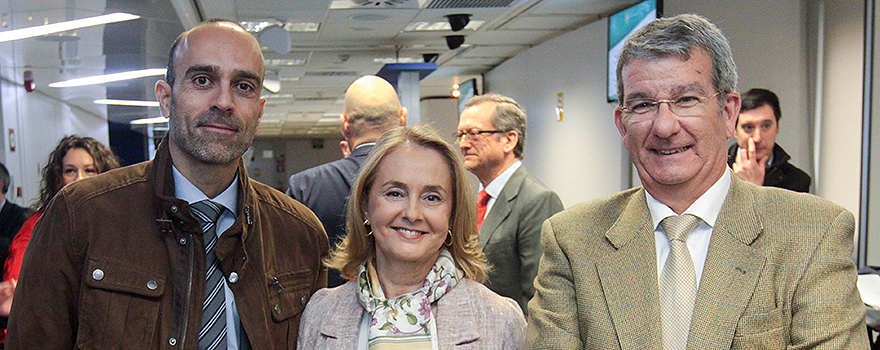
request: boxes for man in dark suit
[456,93,563,315]
[0,162,27,277]
[728,88,811,192]
[287,75,406,287]
[528,14,866,349]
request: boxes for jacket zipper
[180,230,194,349]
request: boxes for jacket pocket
[731,306,787,349]
[77,258,166,350]
[266,268,313,322]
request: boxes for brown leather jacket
[6,139,328,349]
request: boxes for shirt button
[228,272,239,284]
[179,237,187,245]
[170,205,178,213]
[147,280,158,290]
[168,337,177,346]
[92,269,104,281]
[274,304,281,314]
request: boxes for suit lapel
[596,189,664,349]
[319,283,365,346]
[435,281,480,347]
[479,166,526,247]
[688,177,765,348]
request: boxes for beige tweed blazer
[298,278,526,349]
[527,176,867,349]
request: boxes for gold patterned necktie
[659,214,701,350]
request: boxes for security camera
[445,35,465,50]
[446,14,471,32]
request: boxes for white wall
[484,19,625,208]
[249,137,346,193]
[817,0,864,229]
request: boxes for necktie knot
[660,214,700,242]
[190,200,223,224]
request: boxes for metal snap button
[228,272,239,283]
[147,280,158,290]
[179,237,186,245]
[168,337,177,346]
[170,205,178,213]
[274,304,281,314]
[92,269,104,281]
[301,296,308,306]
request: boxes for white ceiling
[3,0,640,138]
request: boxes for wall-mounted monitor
[458,79,478,114]
[607,0,662,102]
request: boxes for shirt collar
[353,142,375,151]
[172,165,239,215]
[480,160,522,198]
[645,168,731,230]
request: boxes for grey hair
[616,14,737,105]
[465,93,527,158]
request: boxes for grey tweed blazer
[298,278,526,349]
[527,175,867,349]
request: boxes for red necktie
[476,190,490,228]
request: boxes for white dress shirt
[478,160,522,220]
[645,169,731,289]
[173,165,241,350]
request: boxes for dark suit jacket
[527,175,867,349]
[727,143,812,193]
[287,144,372,287]
[481,165,562,316]
[0,200,27,277]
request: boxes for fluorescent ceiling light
[50,68,166,88]
[241,20,320,33]
[94,99,159,107]
[130,117,169,125]
[404,20,484,32]
[0,12,140,43]
[373,57,423,64]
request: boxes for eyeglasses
[618,92,722,120]
[452,129,505,142]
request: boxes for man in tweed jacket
[526,14,867,349]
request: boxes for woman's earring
[364,218,372,236]
[444,229,453,246]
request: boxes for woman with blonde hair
[298,124,525,349]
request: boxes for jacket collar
[479,165,528,246]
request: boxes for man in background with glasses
[455,93,563,316]
[527,14,865,349]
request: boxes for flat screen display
[458,79,478,114]
[607,0,661,102]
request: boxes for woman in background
[0,135,119,315]
[298,125,525,349]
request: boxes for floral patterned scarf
[356,248,461,348]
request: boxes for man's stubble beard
[168,96,256,165]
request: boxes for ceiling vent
[427,0,514,8]
[352,0,417,8]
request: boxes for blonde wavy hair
[325,124,488,283]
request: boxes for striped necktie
[191,200,227,350]
[659,214,701,350]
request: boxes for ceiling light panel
[404,20,484,31]
[0,12,140,43]
[50,68,166,87]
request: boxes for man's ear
[722,91,742,138]
[156,80,173,119]
[613,107,628,138]
[398,107,408,126]
[503,130,518,154]
[340,114,352,138]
